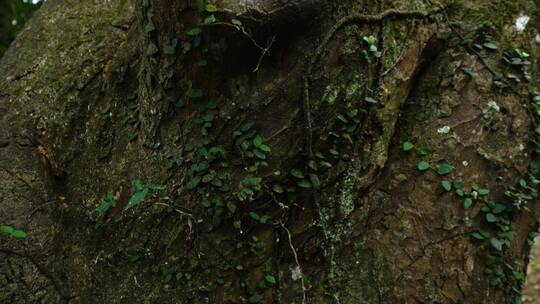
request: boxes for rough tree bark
[2,0,540,303]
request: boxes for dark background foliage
[0,0,41,57]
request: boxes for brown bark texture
[2,0,540,303]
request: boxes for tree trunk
[2,0,540,303]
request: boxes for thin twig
[153,202,194,218]
[204,22,276,72]
[308,7,444,74]
[302,75,313,158]
[280,222,307,304]
[253,35,276,72]
[153,202,195,234]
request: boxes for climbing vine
[86,1,540,303]
[401,21,540,302]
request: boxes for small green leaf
[513,271,525,281]
[240,122,254,132]
[265,275,276,284]
[309,174,321,189]
[297,179,312,188]
[516,48,530,59]
[507,231,515,241]
[206,4,217,12]
[164,45,176,55]
[196,0,205,12]
[227,201,237,213]
[249,212,260,221]
[453,179,464,189]
[187,176,201,189]
[125,188,149,210]
[478,188,490,196]
[436,164,454,175]
[186,88,203,98]
[11,230,27,239]
[249,294,264,304]
[204,14,217,24]
[417,161,430,171]
[208,146,225,154]
[1,225,14,234]
[463,198,473,209]
[145,21,155,33]
[290,169,305,179]
[308,160,318,171]
[100,105,111,116]
[259,144,271,152]
[202,174,213,183]
[259,215,270,224]
[402,141,414,151]
[133,180,144,191]
[164,274,172,283]
[97,201,113,215]
[483,42,498,50]
[363,35,377,45]
[491,203,506,214]
[490,238,503,251]
[272,184,284,194]
[231,19,242,26]
[365,96,378,104]
[337,115,348,123]
[486,213,497,223]
[253,135,263,147]
[441,180,452,191]
[416,147,430,156]
[471,232,485,240]
[253,150,266,159]
[462,67,478,78]
[187,27,202,36]
[147,43,158,56]
[320,161,332,168]
[241,141,251,151]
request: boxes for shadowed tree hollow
[2,0,540,303]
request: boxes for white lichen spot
[291,266,302,281]
[515,12,530,33]
[462,161,469,167]
[437,126,451,134]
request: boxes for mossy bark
[1,0,540,303]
